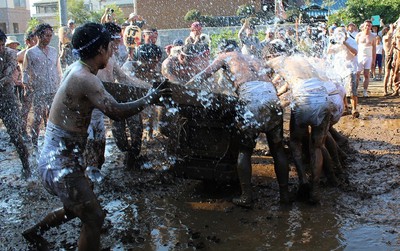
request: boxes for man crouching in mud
[22,23,171,250]
[186,39,290,207]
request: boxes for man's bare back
[187,51,270,89]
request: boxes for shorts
[375,54,383,68]
[345,73,358,97]
[385,54,393,70]
[291,99,330,127]
[236,81,283,149]
[358,55,373,71]
[328,93,344,125]
[38,121,93,209]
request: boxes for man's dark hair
[218,39,239,52]
[25,30,36,41]
[72,22,111,60]
[34,23,53,37]
[137,43,162,62]
[0,29,6,42]
[104,22,121,36]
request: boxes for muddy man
[186,39,290,207]
[22,23,171,250]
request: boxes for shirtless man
[22,23,170,250]
[0,29,31,178]
[356,20,376,97]
[17,31,37,132]
[22,23,62,147]
[186,40,290,207]
[268,55,340,203]
[382,23,396,95]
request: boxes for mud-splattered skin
[187,51,270,89]
[50,58,166,135]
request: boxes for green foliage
[67,0,90,25]
[327,9,350,26]
[27,17,41,32]
[209,29,239,57]
[344,0,400,26]
[184,9,201,22]
[236,4,255,17]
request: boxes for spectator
[346,22,358,39]
[355,20,376,97]
[58,19,76,71]
[327,27,359,117]
[185,21,203,45]
[373,35,383,81]
[22,23,62,147]
[17,31,37,131]
[238,18,262,58]
[0,29,31,178]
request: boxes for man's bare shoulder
[63,64,103,93]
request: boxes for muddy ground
[0,85,399,250]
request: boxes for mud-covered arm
[186,57,225,87]
[85,76,168,121]
[0,50,17,84]
[114,60,150,88]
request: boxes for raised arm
[186,56,225,86]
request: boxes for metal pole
[133,0,137,14]
[59,0,67,26]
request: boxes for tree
[27,17,41,32]
[236,4,255,17]
[66,0,91,25]
[184,9,202,22]
[343,0,400,26]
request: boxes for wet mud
[0,95,399,250]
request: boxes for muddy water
[0,96,399,250]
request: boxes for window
[35,3,57,14]
[14,0,26,7]
[0,23,6,33]
[13,23,19,33]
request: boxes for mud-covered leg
[289,113,310,198]
[266,123,290,204]
[23,207,75,248]
[325,132,343,174]
[232,149,253,207]
[309,115,330,204]
[0,92,31,178]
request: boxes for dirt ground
[0,80,399,250]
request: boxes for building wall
[136,0,261,29]
[0,0,30,34]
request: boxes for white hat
[5,36,20,46]
[68,19,75,24]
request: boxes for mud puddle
[1,96,399,250]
